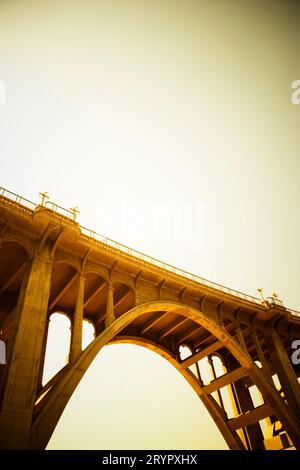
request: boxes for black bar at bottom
[0,450,297,467]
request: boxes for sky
[0,0,300,449]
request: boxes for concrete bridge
[0,187,299,450]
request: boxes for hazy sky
[1,0,300,449]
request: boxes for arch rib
[30,301,300,450]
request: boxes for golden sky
[1,0,300,449]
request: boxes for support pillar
[105,281,114,328]
[207,355,225,411]
[0,249,53,449]
[0,273,29,400]
[251,330,273,381]
[69,275,85,363]
[134,271,143,306]
[36,317,50,392]
[225,354,264,449]
[236,324,247,350]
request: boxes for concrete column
[0,271,29,400]
[105,281,115,328]
[236,325,247,350]
[37,317,51,392]
[207,355,225,411]
[3,265,31,372]
[225,354,264,449]
[234,379,265,449]
[69,275,85,363]
[0,250,53,449]
[269,330,300,421]
[135,288,142,306]
[134,271,143,306]
[251,330,273,381]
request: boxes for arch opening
[31,301,300,451]
[43,312,71,385]
[47,341,228,450]
[82,319,95,349]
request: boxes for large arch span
[30,302,300,450]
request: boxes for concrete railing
[2,186,300,317]
[80,225,262,304]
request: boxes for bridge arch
[29,301,300,450]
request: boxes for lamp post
[39,191,49,207]
[70,206,80,221]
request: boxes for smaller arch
[49,310,72,322]
[211,353,227,376]
[178,344,192,361]
[42,312,71,386]
[84,269,109,283]
[0,238,31,257]
[52,258,80,274]
[197,356,213,386]
[82,319,95,349]
[0,241,29,283]
[111,275,135,292]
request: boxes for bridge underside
[0,192,300,450]
[27,302,300,451]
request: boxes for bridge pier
[37,317,50,393]
[105,281,115,327]
[0,247,53,449]
[69,275,85,363]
